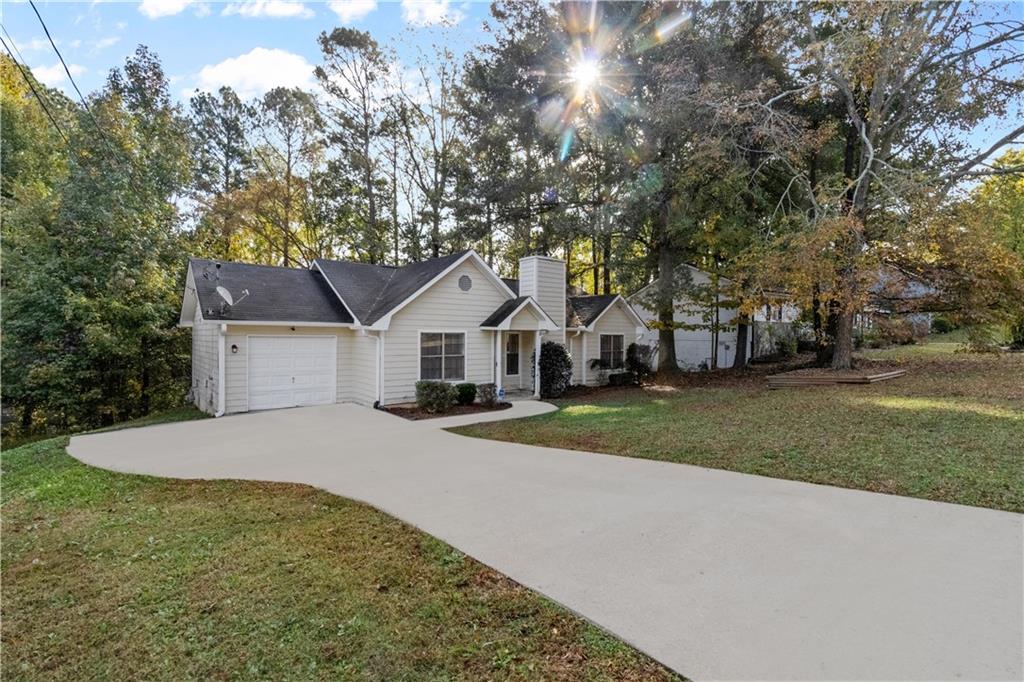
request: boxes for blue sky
[1,0,1020,155]
[1,0,495,101]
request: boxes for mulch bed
[383,402,513,421]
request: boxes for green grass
[455,339,1024,512]
[2,415,679,681]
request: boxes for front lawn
[1,428,678,680]
[455,340,1024,512]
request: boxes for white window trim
[505,332,521,376]
[417,330,468,383]
[599,333,626,370]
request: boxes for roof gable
[568,295,618,327]
[315,251,481,327]
[480,296,559,330]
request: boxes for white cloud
[32,62,86,89]
[138,0,195,18]
[221,1,314,19]
[193,47,315,100]
[92,36,120,51]
[13,37,54,53]
[400,0,463,26]
[327,0,376,24]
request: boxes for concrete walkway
[69,403,1023,681]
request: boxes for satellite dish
[216,286,234,306]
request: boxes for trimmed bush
[477,383,499,407]
[455,383,477,406]
[534,340,573,398]
[625,343,654,383]
[415,381,458,413]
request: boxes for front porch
[492,329,540,399]
[481,295,560,400]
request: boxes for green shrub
[777,337,798,356]
[625,343,654,383]
[454,383,477,406]
[534,340,573,398]
[415,381,458,413]
[477,383,498,407]
[931,316,956,334]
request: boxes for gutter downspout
[215,323,227,417]
[374,330,384,407]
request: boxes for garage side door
[248,336,337,411]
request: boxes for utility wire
[28,0,124,164]
[28,0,152,201]
[0,31,69,145]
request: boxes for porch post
[533,330,541,398]
[495,331,503,393]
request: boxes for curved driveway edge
[68,403,1024,681]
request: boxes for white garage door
[248,336,337,411]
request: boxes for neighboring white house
[629,265,799,370]
[179,251,647,416]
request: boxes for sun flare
[569,58,601,93]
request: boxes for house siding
[191,306,219,414]
[581,303,642,385]
[343,331,378,405]
[631,266,753,370]
[219,326,361,414]
[381,259,511,405]
[519,257,565,344]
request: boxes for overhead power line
[27,0,149,199]
[28,0,123,162]
[0,31,70,145]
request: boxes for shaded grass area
[3,405,209,449]
[2,423,678,681]
[455,341,1024,513]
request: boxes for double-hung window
[600,334,625,369]
[420,332,466,381]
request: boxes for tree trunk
[832,308,855,370]
[733,316,749,369]
[485,203,494,267]
[391,140,400,265]
[592,237,599,294]
[20,401,34,433]
[602,233,611,295]
[655,236,680,373]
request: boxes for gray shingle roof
[567,295,618,327]
[190,258,354,324]
[480,296,530,328]
[501,278,519,295]
[314,251,469,325]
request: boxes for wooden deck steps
[767,369,906,388]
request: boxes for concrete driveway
[69,403,1023,681]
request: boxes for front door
[505,332,520,382]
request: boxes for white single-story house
[179,251,647,415]
[629,265,799,370]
